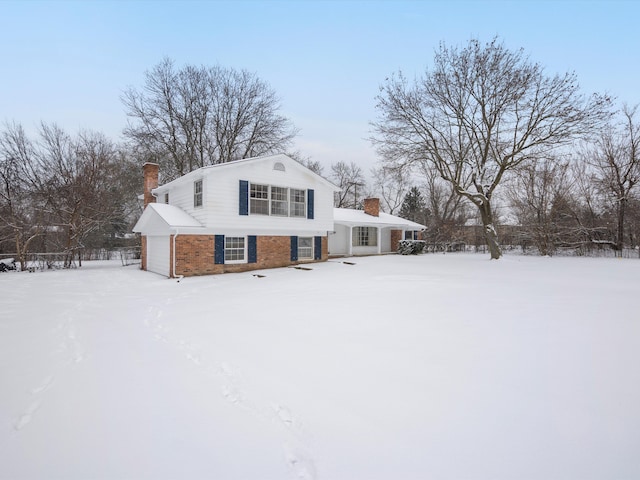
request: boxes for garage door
[146,235,170,277]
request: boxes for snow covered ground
[1,253,639,480]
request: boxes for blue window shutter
[214,235,225,264]
[314,236,322,260]
[248,236,257,263]
[239,180,249,215]
[290,236,298,262]
[307,189,314,219]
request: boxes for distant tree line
[2,41,639,267]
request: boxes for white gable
[133,203,204,235]
[144,154,338,236]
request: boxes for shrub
[398,240,426,255]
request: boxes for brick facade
[140,236,147,271]
[363,197,380,217]
[143,163,159,208]
[159,234,329,277]
[390,229,402,253]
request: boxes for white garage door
[146,235,170,277]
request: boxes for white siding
[381,227,392,253]
[329,224,350,256]
[154,155,336,236]
[146,235,170,277]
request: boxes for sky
[2,0,639,174]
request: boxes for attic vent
[273,162,286,172]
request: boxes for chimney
[363,197,380,217]
[143,162,159,208]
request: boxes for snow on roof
[132,203,203,234]
[153,154,340,192]
[147,203,202,227]
[333,208,426,229]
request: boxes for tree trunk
[478,203,502,259]
[616,198,626,254]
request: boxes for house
[328,198,426,257]
[133,154,339,277]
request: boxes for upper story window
[270,186,288,216]
[249,183,306,217]
[290,189,306,217]
[250,183,269,214]
[164,193,169,204]
[194,180,203,207]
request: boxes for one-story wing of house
[328,198,426,257]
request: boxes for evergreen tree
[399,187,427,224]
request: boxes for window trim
[270,185,289,217]
[298,236,314,260]
[224,236,247,264]
[250,183,269,215]
[194,179,203,208]
[248,182,308,218]
[353,226,378,247]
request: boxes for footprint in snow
[30,375,54,395]
[274,404,294,427]
[221,384,241,404]
[283,442,316,480]
[14,400,42,431]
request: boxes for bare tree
[584,104,640,252]
[0,123,46,270]
[330,161,366,208]
[421,169,471,244]
[507,157,573,255]
[287,150,326,177]
[372,37,609,258]
[370,164,411,214]
[123,58,298,180]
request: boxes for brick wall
[390,229,402,252]
[257,236,292,269]
[174,235,219,276]
[140,236,147,271]
[363,198,380,217]
[143,163,159,208]
[169,234,329,277]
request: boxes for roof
[132,203,203,234]
[153,153,340,193]
[333,208,426,229]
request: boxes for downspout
[172,228,184,282]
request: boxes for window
[298,237,313,259]
[353,227,378,247]
[224,237,246,263]
[164,193,169,204]
[290,189,306,217]
[194,180,203,207]
[270,186,289,216]
[247,183,308,218]
[250,184,269,215]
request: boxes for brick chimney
[363,197,380,217]
[143,162,159,208]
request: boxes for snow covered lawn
[1,253,639,480]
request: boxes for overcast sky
[2,0,638,173]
